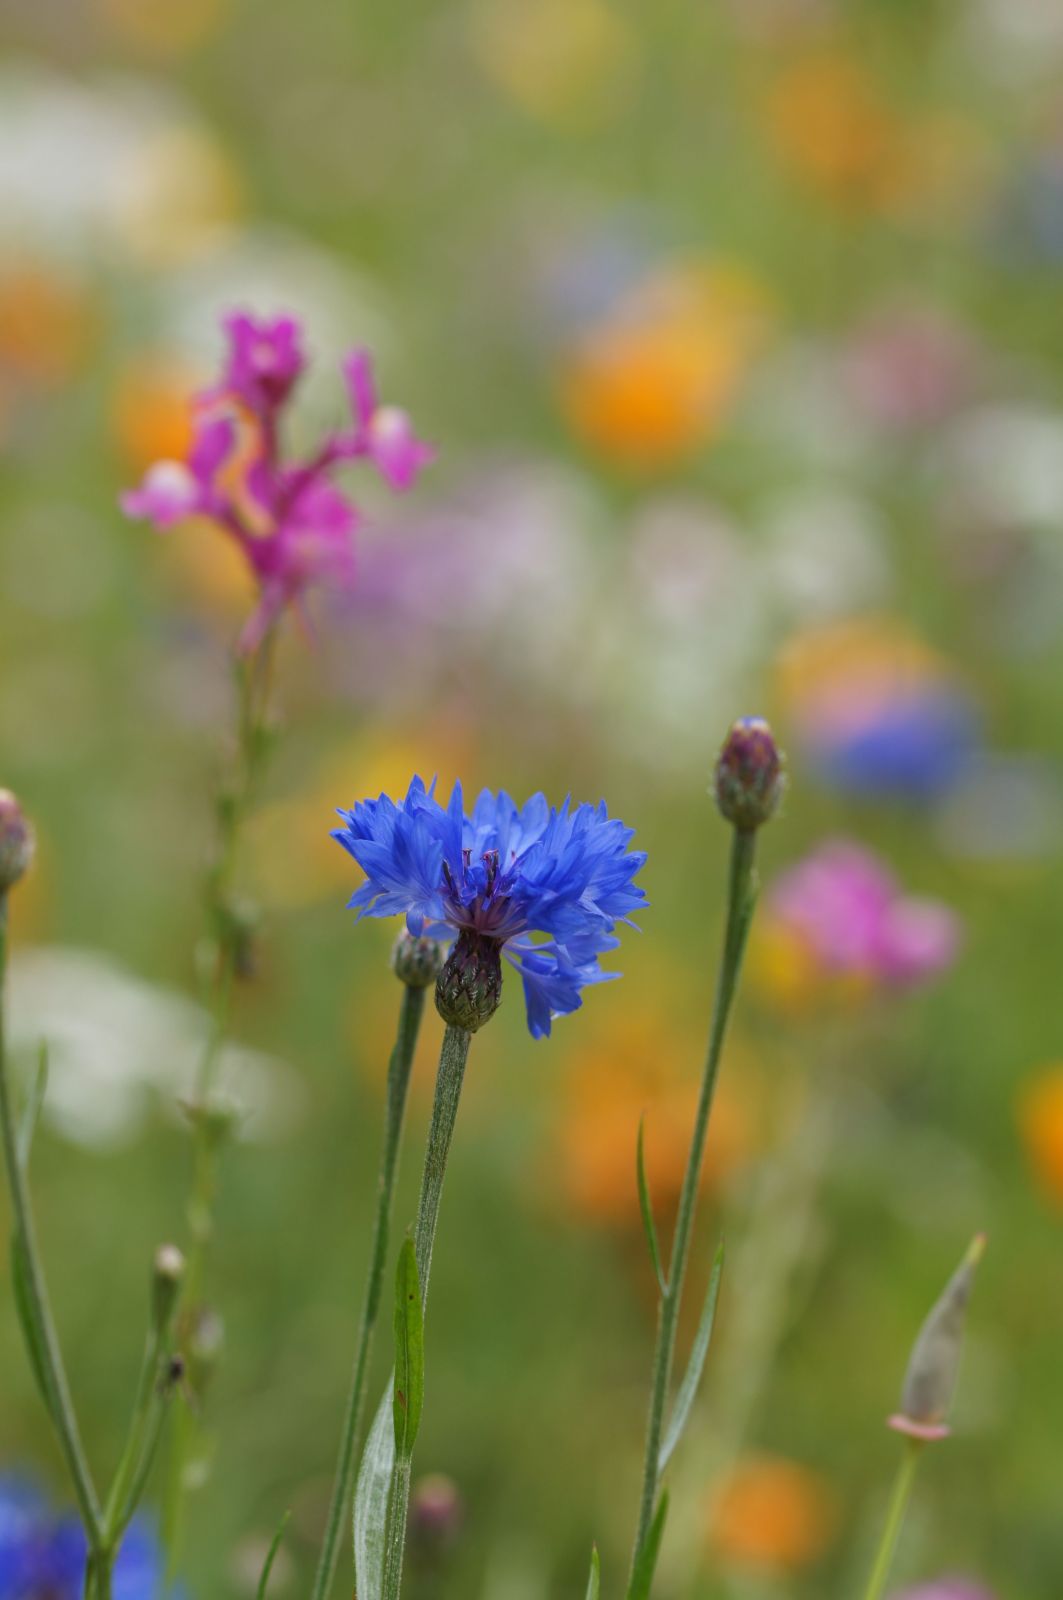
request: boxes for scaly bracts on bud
[713,718,785,832]
[392,930,445,990]
[0,790,35,893]
[435,930,503,1032]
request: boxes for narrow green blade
[392,1238,424,1458]
[16,1042,48,1170]
[626,1491,669,1600]
[585,1544,600,1600]
[11,1231,54,1417]
[256,1509,291,1599]
[658,1242,724,1474]
[636,1116,667,1296]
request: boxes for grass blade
[636,1116,667,1296]
[626,1490,668,1600]
[658,1242,724,1474]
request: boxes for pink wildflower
[767,839,960,988]
[121,312,434,652]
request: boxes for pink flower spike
[220,312,306,415]
[343,348,436,491]
[119,461,200,529]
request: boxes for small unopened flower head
[409,1473,464,1554]
[889,1233,986,1441]
[436,930,504,1033]
[714,718,785,832]
[151,1244,186,1334]
[391,930,445,990]
[0,790,35,892]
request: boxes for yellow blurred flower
[552,1000,759,1228]
[111,126,243,268]
[775,614,949,716]
[98,0,228,58]
[765,52,911,213]
[472,0,636,130]
[1018,1066,1063,1207]
[248,730,476,912]
[747,914,875,1016]
[707,1453,839,1573]
[558,260,771,470]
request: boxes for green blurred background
[2,0,1063,1595]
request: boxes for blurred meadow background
[2,0,1063,1595]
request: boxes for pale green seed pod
[889,1233,986,1440]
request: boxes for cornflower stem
[310,982,427,1600]
[861,1439,923,1600]
[630,827,758,1577]
[163,630,278,1568]
[102,1321,170,1545]
[0,895,106,1564]
[381,1023,472,1600]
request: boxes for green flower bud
[713,718,785,832]
[392,930,445,989]
[435,930,502,1032]
[0,790,35,893]
[151,1243,186,1335]
[889,1233,986,1441]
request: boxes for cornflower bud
[713,718,785,832]
[151,1244,186,1335]
[435,930,503,1032]
[0,790,35,892]
[392,930,445,990]
[889,1234,986,1441]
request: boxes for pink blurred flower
[768,839,960,988]
[121,312,434,652]
[892,1583,997,1600]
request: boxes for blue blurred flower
[333,777,647,1037]
[0,1475,175,1599]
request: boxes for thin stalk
[311,983,427,1600]
[861,1440,923,1600]
[381,1023,471,1600]
[629,828,758,1575]
[102,1322,167,1544]
[163,631,278,1568]
[0,895,105,1557]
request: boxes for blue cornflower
[332,777,647,1037]
[0,1474,176,1599]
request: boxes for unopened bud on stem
[0,790,35,893]
[392,930,445,989]
[889,1233,986,1441]
[152,1244,186,1335]
[713,718,785,832]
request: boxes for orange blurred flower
[0,259,94,427]
[765,52,912,213]
[708,1453,839,1573]
[111,354,200,473]
[553,1001,758,1228]
[99,0,228,58]
[558,261,771,470]
[1018,1066,1063,1207]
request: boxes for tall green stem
[381,1023,471,1600]
[0,894,105,1567]
[163,633,277,1567]
[629,828,758,1575]
[311,983,427,1600]
[861,1440,923,1600]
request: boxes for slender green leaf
[636,1117,667,1297]
[353,1384,394,1600]
[256,1509,291,1599]
[16,1043,48,1170]
[11,1231,55,1417]
[584,1544,600,1600]
[626,1491,669,1600]
[392,1238,424,1458]
[658,1243,724,1474]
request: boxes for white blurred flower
[938,405,1063,528]
[756,486,893,623]
[6,946,303,1149]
